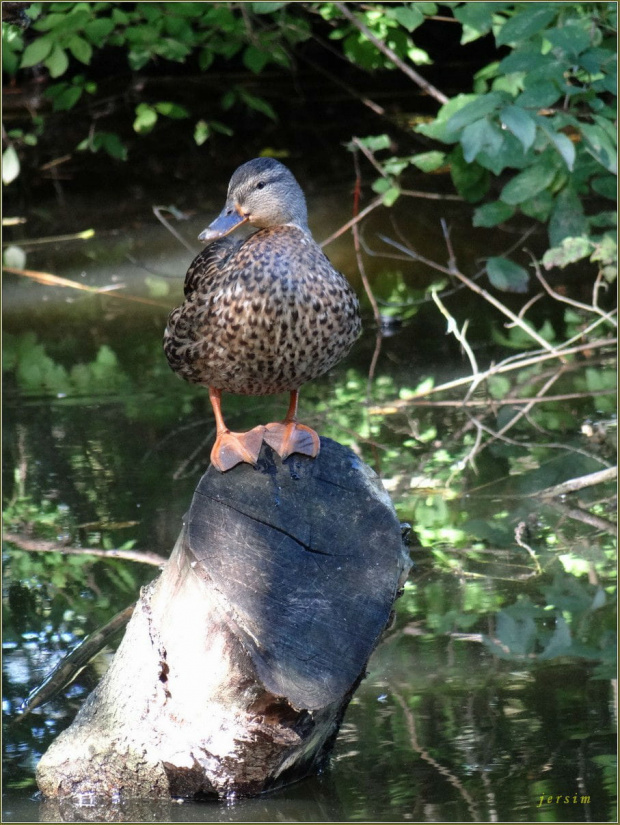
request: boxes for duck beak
[198,203,249,242]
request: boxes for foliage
[2,1,312,172]
[351,2,617,292]
[3,2,616,294]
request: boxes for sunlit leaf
[133,103,158,133]
[45,44,69,78]
[20,35,53,67]
[3,245,26,269]
[2,145,20,185]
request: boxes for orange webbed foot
[263,421,320,461]
[210,425,265,472]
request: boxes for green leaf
[520,190,553,221]
[381,186,400,207]
[500,155,558,205]
[194,120,209,146]
[499,105,536,152]
[390,5,424,32]
[154,102,189,119]
[580,122,617,174]
[545,20,592,58]
[486,256,530,293]
[155,38,192,62]
[449,146,489,202]
[2,145,20,185]
[473,201,515,227]
[542,236,593,270]
[353,134,391,152]
[243,44,270,74]
[409,150,445,172]
[548,187,586,247]
[461,117,503,162]
[83,17,115,46]
[495,5,557,46]
[538,616,572,660]
[499,47,548,75]
[516,81,561,109]
[3,245,26,268]
[68,34,92,64]
[94,132,127,161]
[591,175,617,200]
[251,2,286,12]
[20,36,53,68]
[45,44,69,78]
[444,92,506,138]
[133,103,158,133]
[239,89,277,121]
[546,130,575,171]
[416,93,477,142]
[453,3,511,41]
[475,131,526,176]
[49,84,82,111]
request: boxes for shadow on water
[2,171,617,822]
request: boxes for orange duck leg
[263,389,320,461]
[208,387,265,472]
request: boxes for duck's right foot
[210,426,265,472]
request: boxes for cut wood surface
[37,438,410,802]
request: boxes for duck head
[199,158,309,243]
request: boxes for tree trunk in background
[37,438,410,801]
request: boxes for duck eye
[255,181,266,190]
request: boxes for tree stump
[36,438,410,801]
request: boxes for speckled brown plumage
[163,157,361,471]
[164,225,360,395]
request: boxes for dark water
[2,178,616,822]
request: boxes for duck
[163,157,362,472]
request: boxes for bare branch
[4,533,167,567]
[319,194,384,249]
[334,3,449,105]
[535,467,618,498]
[528,250,618,329]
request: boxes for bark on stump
[36,438,410,800]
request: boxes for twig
[534,466,617,498]
[378,232,560,354]
[514,523,543,575]
[351,149,381,328]
[528,250,617,329]
[392,690,480,820]
[319,194,384,248]
[297,49,386,117]
[370,389,615,409]
[153,205,195,253]
[3,267,169,308]
[17,604,135,718]
[480,370,562,454]
[545,500,617,534]
[2,229,95,247]
[334,3,449,105]
[351,136,389,178]
[401,189,464,201]
[3,532,167,567]
[389,337,617,403]
[431,288,481,406]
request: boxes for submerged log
[36,438,410,800]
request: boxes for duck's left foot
[263,421,320,461]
